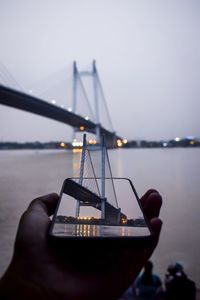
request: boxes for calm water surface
[0,148,200,286]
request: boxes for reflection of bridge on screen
[68,134,127,225]
[62,178,127,226]
[0,61,123,147]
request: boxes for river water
[0,148,200,287]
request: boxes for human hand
[0,190,162,300]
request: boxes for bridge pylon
[71,60,114,145]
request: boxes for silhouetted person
[0,190,162,300]
[165,262,196,300]
[134,260,162,299]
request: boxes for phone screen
[50,178,152,238]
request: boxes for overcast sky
[0,0,199,142]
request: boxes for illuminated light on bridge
[79,126,85,131]
[0,62,123,148]
[190,140,195,145]
[121,217,127,225]
[117,139,123,147]
[163,142,168,147]
[123,139,128,144]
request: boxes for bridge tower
[72,60,114,145]
[75,134,121,223]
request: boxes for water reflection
[53,222,150,237]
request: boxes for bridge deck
[0,85,120,144]
[63,179,126,222]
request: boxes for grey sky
[0,0,199,142]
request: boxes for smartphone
[49,177,153,243]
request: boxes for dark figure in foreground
[165,262,196,300]
[134,260,162,299]
[0,190,162,300]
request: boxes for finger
[28,193,59,216]
[150,218,163,238]
[142,218,163,261]
[148,218,163,253]
[141,191,162,220]
[140,189,159,207]
[15,194,59,248]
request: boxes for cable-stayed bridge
[0,61,122,147]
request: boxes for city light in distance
[88,139,97,145]
[85,116,89,120]
[72,139,83,147]
[60,142,66,148]
[77,216,93,220]
[68,107,72,112]
[51,99,56,105]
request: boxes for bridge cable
[76,71,95,121]
[95,69,114,132]
[0,61,24,91]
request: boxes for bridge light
[123,139,128,144]
[68,107,72,112]
[85,116,89,120]
[121,217,127,225]
[51,99,56,105]
[79,126,85,131]
[117,139,123,147]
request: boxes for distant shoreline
[0,137,199,150]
